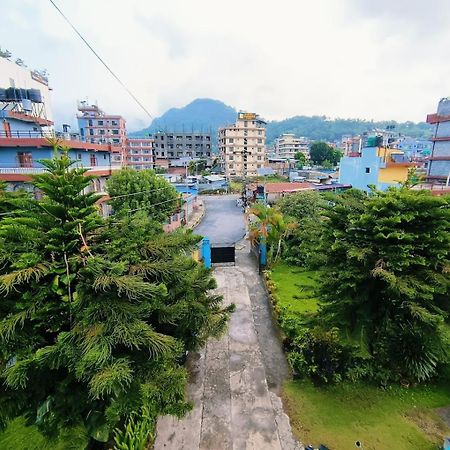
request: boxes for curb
[188,200,205,230]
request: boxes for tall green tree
[309,142,342,166]
[106,168,179,222]
[278,190,325,267]
[319,188,450,382]
[294,152,307,168]
[0,150,232,447]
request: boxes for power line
[48,0,154,121]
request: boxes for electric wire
[48,0,154,121]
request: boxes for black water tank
[5,87,18,101]
[0,88,6,101]
[28,88,42,103]
[18,88,28,100]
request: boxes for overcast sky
[1,0,449,131]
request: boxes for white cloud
[0,0,449,131]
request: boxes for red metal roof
[427,113,450,124]
[263,182,313,193]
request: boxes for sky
[1,0,450,132]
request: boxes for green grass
[268,261,450,450]
[0,418,86,450]
[269,262,319,315]
[284,380,450,450]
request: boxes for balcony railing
[0,130,120,146]
[0,165,120,174]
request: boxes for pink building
[126,137,154,169]
[77,102,127,166]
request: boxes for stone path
[154,248,303,450]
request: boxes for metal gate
[211,245,235,264]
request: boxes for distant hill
[129,98,236,137]
[265,116,433,144]
[130,98,433,144]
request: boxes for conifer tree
[0,147,231,447]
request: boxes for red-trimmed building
[77,102,127,166]
[426,97,450,183]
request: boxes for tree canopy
[0,149,232,447]
[309,142,342,166]
[106,168,179,221]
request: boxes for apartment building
[152,132,212,160]
[77,102,127,165]
[126,137,154,170]
[426,97,450,183]
[219,112,266,178]
[275,133,309,159]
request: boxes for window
[365,167,370,173]
[258,130,262,135]
[229,164,234,169]
[98,120,104,126]
[229,155,234,161]
[257,139,262,143]
[228,138,234,144]
[90,155,97,167]
[88,119,93,126]
[77,153,82,160]
[89,129,94,136]
[99,130,105,135]
[244,121,248,127]
[161,144,165,149]
[17,152,33,167]
[161,152,165,157]
[112,129,119,135]
[257,156,262,161]
[111,120,118,126]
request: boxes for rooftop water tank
[28,89,42,103]
[437,98,450,116]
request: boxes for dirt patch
[405,407,450,444]
[437,406,450,428]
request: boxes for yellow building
[339,146,416,192]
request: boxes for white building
[219,112,266,178]
[0,56,53,133]
[275,133,309,159]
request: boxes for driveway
[194,195,245,245]
[154,242,303,450]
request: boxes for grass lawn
[284,380,450,450]
[0,418,85,450]
[268,261,450,450]
[269,262,319,315]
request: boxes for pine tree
[0,147,231,447]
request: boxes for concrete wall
[339,147,380,191]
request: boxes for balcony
[0,130,113,152]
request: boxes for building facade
[126,137,154,170]
[275,133,309,159]
[0,57,53,136]
[426,97,450,183]
[77,102,127,166]
[219,112,266,178]
[152,132,212,160]
[339,145,416,192]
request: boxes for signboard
[239,112,257,120]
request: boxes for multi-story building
[152,132,212,160]
[275,133,309,160]
[0,56,53,136]
[0,61,116,216]
[77,102,127,166]
[219,112,266,178]
[339,139,416,192]
[126,137,154,170]
[340,135,362,156]
[426,97,450,183]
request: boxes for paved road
[194,195,246,245]
[154,242,303,450]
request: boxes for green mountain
[131,98,433,143]
[129,98,236,136]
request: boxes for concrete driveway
[154,243,303,450]
[193,195,245,245]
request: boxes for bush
[286,327,352,384]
